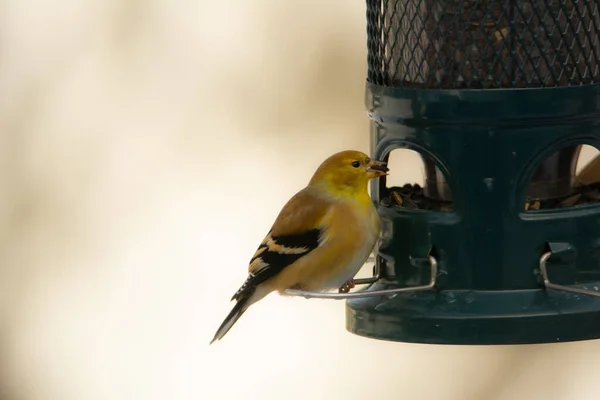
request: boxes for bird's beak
[366,159,389,178]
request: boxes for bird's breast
[290,201,381,291]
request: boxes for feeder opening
[380,148,453,211]
[525,144,600,211]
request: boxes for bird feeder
[286,0,600,344]
[341,0,600,345]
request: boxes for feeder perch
[341,0,600,345]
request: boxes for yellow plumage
[210,150,388,344]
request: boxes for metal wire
[284,255,438,299]
[539,251,600,297]
[367,0,600,88]
[353,253,382,286]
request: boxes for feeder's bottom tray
[346,281,600,345]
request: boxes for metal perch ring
[284,255,438,299]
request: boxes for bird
[210,150,388,344]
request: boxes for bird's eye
[351,161,360,168]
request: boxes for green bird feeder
[286,0,600,344]
[344,0,600,345]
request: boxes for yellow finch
[210,150,388,344]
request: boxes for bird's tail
[210,288,265,344]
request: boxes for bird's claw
[338,279,356,293]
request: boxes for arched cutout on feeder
[524,144,600,211]
[380,147,454,212]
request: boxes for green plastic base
[352,82,600,344]
[346,282,600,344]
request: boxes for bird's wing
[231,188,331,301]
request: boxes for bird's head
[308,150,388,198]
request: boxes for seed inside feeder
[525,182,600,211]
[382,183,600,211]
[383,184,454,211]
[376,0,600,89]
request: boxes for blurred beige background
[1,1,600,400]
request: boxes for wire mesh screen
[366,0,600,88]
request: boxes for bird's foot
[338,279,356,293]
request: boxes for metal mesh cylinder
[367,0,600,89]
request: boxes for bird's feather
[211,285,270,344]
[231,188,331,301]
[265,199,379,292]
